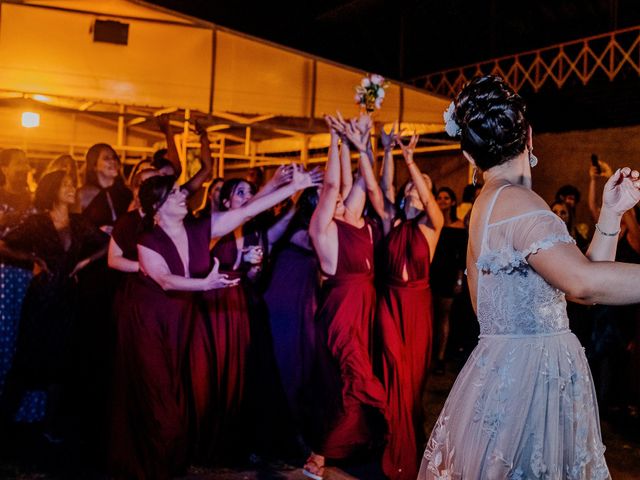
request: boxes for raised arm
[182,120,213,195]
[250,164,294,202]
[337,115,385,224]
[339,139,353,200]
[398,134,445,234]
[586,167,640,261]
[310,120,342,239]
[211,165,319,239]
[156,114,182,177]
[379,123,397,205]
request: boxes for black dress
[1,213,107,416]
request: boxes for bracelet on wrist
[595,223,620,237]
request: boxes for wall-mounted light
[21,112,40,128]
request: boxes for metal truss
[413,25,640,97]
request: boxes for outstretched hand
[396,133,419,162]
[205,257,240,290]
[291,163,323,190]
[380,122,398,151]
[602,167,640,216]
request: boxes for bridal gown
[419,184,610,480]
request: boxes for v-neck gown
[313,219,387,459]
[109,216,211,480]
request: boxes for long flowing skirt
[418,332,610,480]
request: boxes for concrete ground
[1,361,639,479]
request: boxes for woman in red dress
[190,166,320,464]
[304,115,388,479]
[108,175,239,480]
[376,134,443,480]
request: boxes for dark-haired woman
[430,186,468,375]
[108,175,242,479]
[0,171,107,441]
[262,186,322,453]
[78,143,132,232]
[419,75,640,479]
[374,132,443,480]
[179,168,319,464]
[303,115,388,479]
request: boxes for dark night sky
[149,0,640,131]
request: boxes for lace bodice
[474,186,576,336]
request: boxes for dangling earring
[529,149,538,168]
[472,167,478,186]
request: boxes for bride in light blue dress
[419,75,640,480]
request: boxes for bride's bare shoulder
[485,185,550,223]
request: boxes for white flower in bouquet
[443,101,461,137]
[355,73,390,112]
[371,74,384,85]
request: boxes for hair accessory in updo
[443,102,461,137]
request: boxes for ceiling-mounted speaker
[93,19,129,45]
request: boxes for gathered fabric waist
[479,328,571,339]
[385,277,430,290]
[323,272,374,288]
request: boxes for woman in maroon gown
[376,134,444,480]
[108,175,239,480]
[190,167,320,464]
[304,114,388,479]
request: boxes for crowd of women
[3,75,640,480]
[0,109,477,480]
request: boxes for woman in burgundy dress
[190,167,320,464]
[108,175,239,480]
[304,115,388,479]
[376,134,443,480]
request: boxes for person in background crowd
[263,186,322,457]
[457,183,481,225]
[246,166,265,190]
[42,155,80,189]
[551,200,588,252]
[190,165,320,465]
[0,149,37,415]
[0,170,108,443]
[430,186,467,375]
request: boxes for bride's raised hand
[602,167,640,216]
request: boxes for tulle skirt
[419,331,610,480]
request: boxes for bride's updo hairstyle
[452,75,529,171]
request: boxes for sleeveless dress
[263,233,320,441]
[191,231,252,463]
[378,219,432,480]
[108,216,210,480]
[313,219,387,459]
[419,185,610,479]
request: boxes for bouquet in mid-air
[355,74,389,112]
